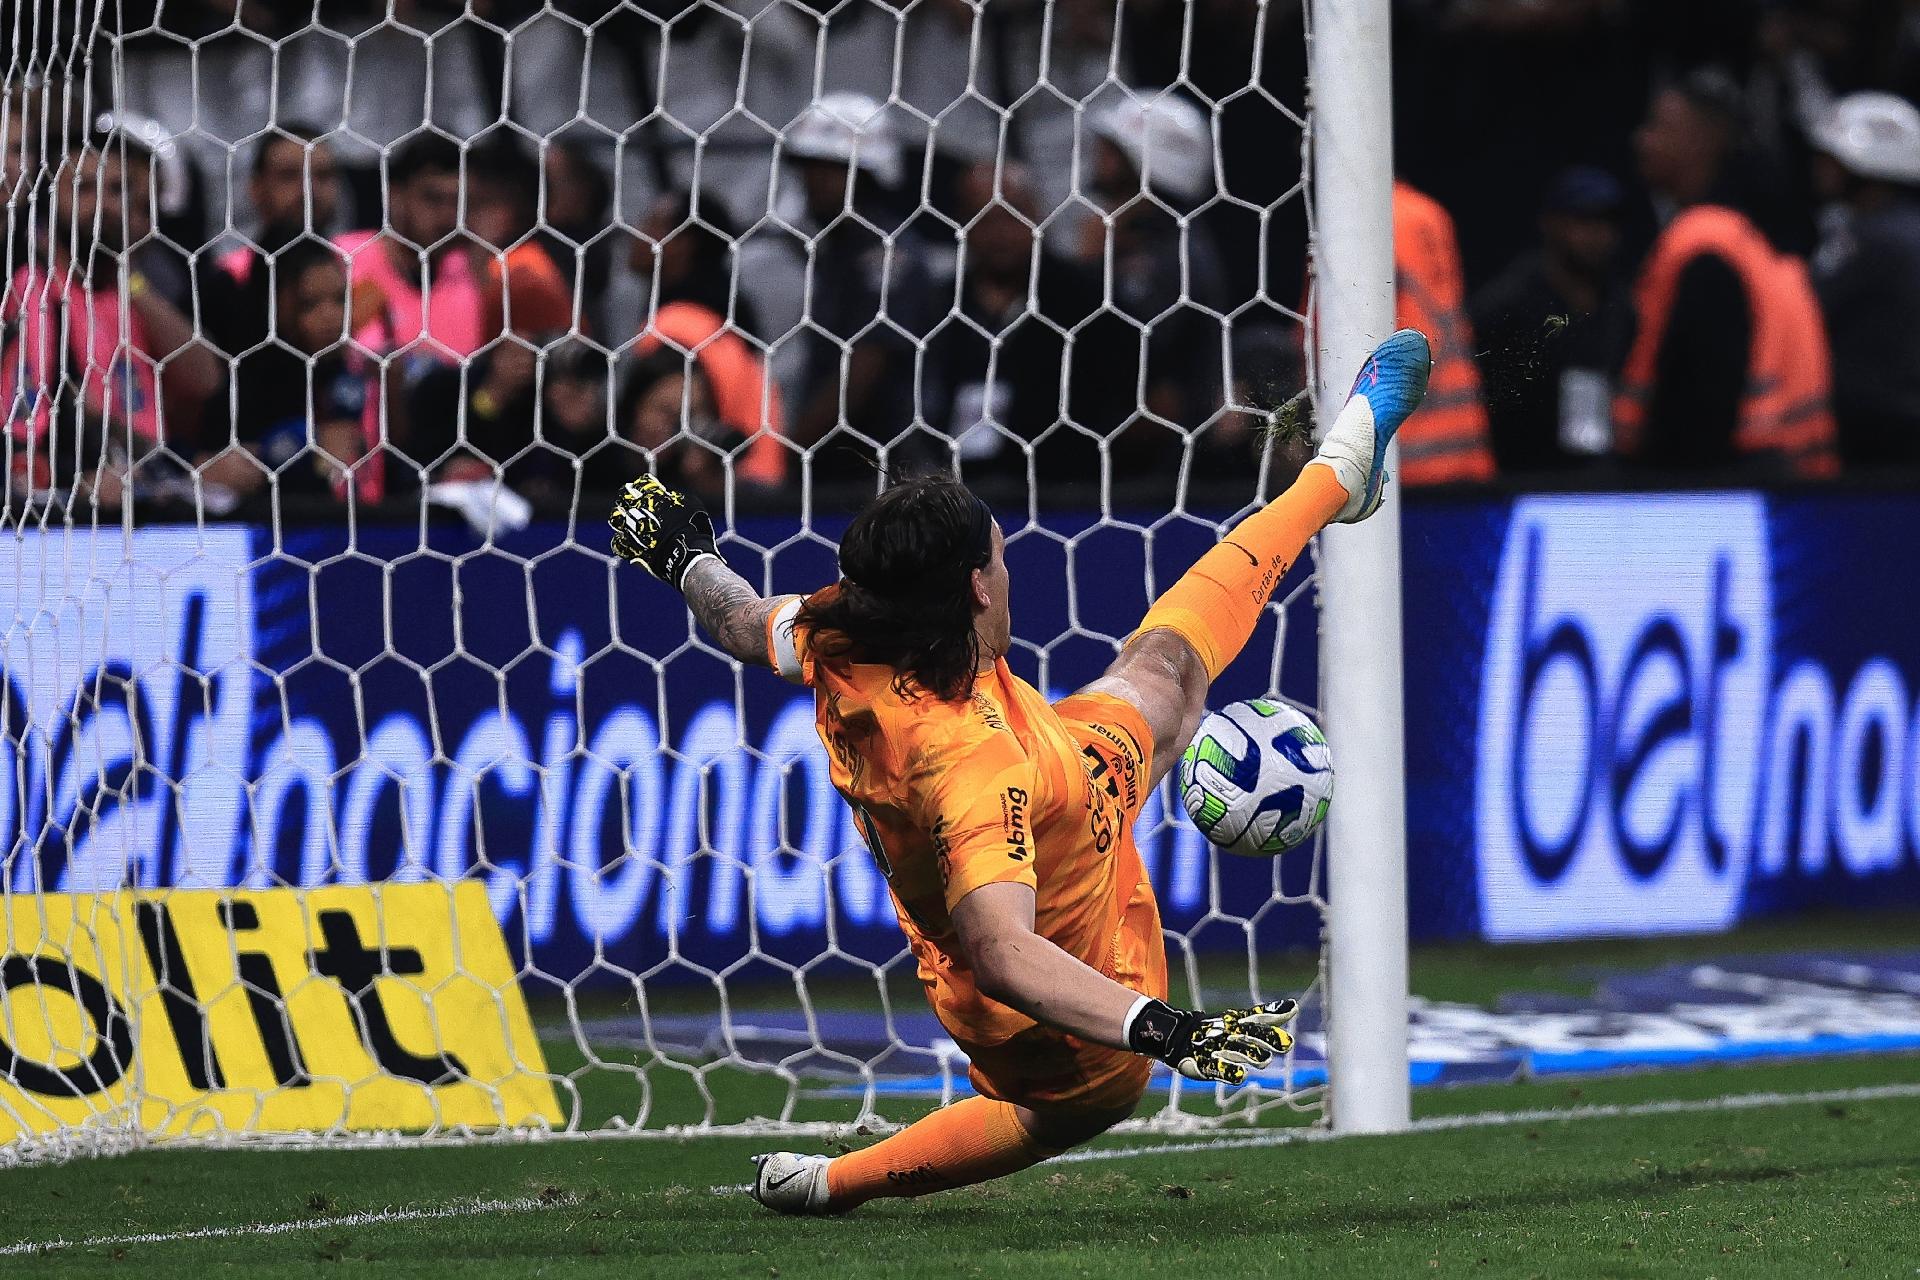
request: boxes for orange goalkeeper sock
[825,1096,1058,1209]
[1134,462,1350,679]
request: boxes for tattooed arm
[609,477,801,671]
[682,556,798,670]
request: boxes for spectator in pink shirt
[1,129,220,508]
[224,123,345,281]
[334,133,488,498]
[406,139,579,494]
[207,124,343,345]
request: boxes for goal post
[1309,0,1413,1135]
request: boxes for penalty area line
[0,1194,566,1258]
[708,1080,1920,1193]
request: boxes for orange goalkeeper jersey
[766,588,1151,1045]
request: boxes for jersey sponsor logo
[1083,725,1142,811]
[1080,759,1104,813]
[1076,752,1119,856]
[1476,496,1770,940]
[1087,793,1116,856]
[1001,786,1031,861]
[972,693,1010,734]
[930,815,952,887]
[852,804,894,880]
[0,882,560,1144]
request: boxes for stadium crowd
[6,0,1920,522]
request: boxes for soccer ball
[1178,699,1333,857]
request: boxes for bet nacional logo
[1474,496,1772,940]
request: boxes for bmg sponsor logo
[1476,496,1771,940]
[1001,786,1031,861]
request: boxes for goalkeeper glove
[608,475,719,590]
[1125,997,1298,1085]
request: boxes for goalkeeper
[611,331,1430,1213]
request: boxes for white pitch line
[1049,1081,1920,1165]
[708,1080,1920,1193]
[0,1194,564,1258]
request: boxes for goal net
[0,0,1337,1161]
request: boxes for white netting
[0,0,1329,1161]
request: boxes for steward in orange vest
[1393,182,1497,484]
[1614,205,1838,477]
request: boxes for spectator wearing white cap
[1086,95,1217,212]
[1074,93,1232,470]
[1811,91,1920,467]
[783,91,944,488]
[91,110,204,315]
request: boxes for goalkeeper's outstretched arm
[608,477,795,669]
[683,558,796,670]
[953,880,1297,1086]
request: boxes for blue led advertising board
[2,491,1914,983]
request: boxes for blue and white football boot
[1312,328,1433,524]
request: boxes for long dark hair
[797,474,995,702]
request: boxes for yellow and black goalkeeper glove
[1126,998,1298,1085]
[608,476,719,590]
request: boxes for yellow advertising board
[0,882,562,1143]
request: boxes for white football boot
[1312,328,1434,523]
[749,1151,836,1215]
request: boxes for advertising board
[2,492,1915,981]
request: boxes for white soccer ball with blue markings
[1178,699,1333,858]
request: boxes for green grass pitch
[3,915,1918,1277]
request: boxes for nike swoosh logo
[1223,541,1259,568]
[766,1168,809,1190]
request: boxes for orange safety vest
[634,300,790,487]
[1393,183,1496,485]
[484,243,575,339]
[1615,205,1838,477]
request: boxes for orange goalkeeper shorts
[961,693,1169,1116]
[959,875,1167,1114]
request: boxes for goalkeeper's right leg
[750,1089,1142,1215]
[1078,328,1433,789]
[751,887,1167,1215]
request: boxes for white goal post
[0,0,1409,1160]
[1309,0,1413,1135]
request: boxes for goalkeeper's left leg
[1079,463,1347,792]
[1081,329,1432,789]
